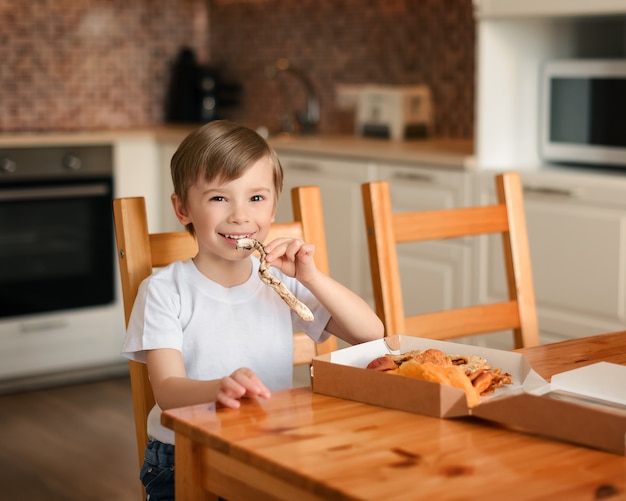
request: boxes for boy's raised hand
[264,238,318,284]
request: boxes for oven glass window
[0,178,114,318]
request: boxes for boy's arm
[303,270,384,345]
[146,348,271,410]
[264,238,384,345]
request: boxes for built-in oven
[0,146,115,316]
[0,145,126,391]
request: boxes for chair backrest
[113,185,337,480]
[361,172,539,350]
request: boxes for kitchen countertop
[0,127,475,169]
[0,126,196,147]
[268,134,475,168]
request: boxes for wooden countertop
[0,127,474,169]
[0,126,196,147]
[269,134,475,168]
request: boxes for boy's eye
[251,195,264,202]
[210,196,226,202]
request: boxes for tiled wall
[210,0,475,138]
[0,0,475,138]
[0,0,209,132]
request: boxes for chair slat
[149,232,197,267]
[392,205,509,242]
[403,302,521,340]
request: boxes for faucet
[267,58,320,134]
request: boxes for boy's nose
[228,202,250,223]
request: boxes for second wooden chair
[361,171,540,349]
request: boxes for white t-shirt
[121,257,331,444]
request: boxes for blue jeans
[140,440,175,501]
[140,440,227,501]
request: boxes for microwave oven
[540,59,626,168]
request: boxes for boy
[121,120,383,500]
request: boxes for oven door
[0,178,114,318]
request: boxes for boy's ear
[171,194,191,225]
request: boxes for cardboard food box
[311,335,626,455]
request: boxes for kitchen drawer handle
[289,162,321,172]
[391,171,434,183]
[522,186,577,198]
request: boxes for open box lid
[549,362,626,405]
[473,360,626,454]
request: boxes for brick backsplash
[210,0,475,138]
[0,0,474,138]
[0,0,209,132]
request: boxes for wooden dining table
[162,331,626,500]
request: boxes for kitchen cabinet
[3,137,165,380]
[473,0,626,346]
[275,152,378,303]
[275,151,476,322]
[157,140,183,232]
[114,137,162,232]
[475,170,626,346]
[375,163,474,321]
[0,139,153,388]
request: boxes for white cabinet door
[114,138,162,232]
[376,164,473,318]
[276,152,378,302]
[526,196,626,339]
[158,141,183,232]
[476,171,626,343]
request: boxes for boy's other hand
[217,367,271,409]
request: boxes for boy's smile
[220,232,255,246]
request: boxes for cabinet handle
[391,171,434,183]
[289,162,321,172]
[522,186,578,198]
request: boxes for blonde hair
[171,120,283,234]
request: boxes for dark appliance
[0,145,115,318]
[165,47,241,124]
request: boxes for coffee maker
[165,47,240,123]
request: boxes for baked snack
[395,360,481,408]
[366,356,397,372]
[365,348,512,408]
[236,238,314,322]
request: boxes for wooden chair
[113,185,337,496]
[361,172,540,349]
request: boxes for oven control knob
[63,154,83,171]
[0,157,17,173]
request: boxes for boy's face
[173,156,277,265]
